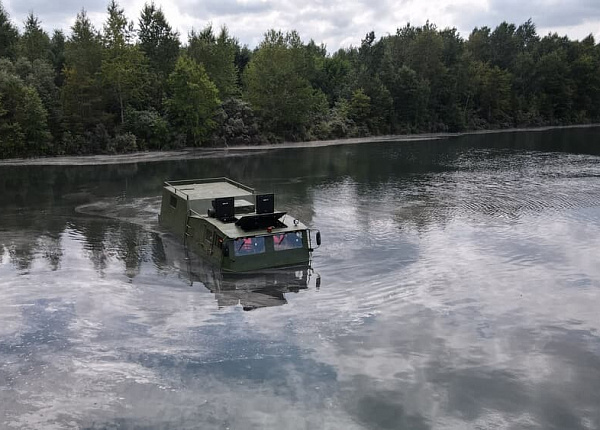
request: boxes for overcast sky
[3,0,600,50]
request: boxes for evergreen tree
[0,2,18,60]
[50,30,66,86]
[62,9,104,133]
[138,2,179,84]
[101,0,151,125]
[0,9,598,157]
[18,13,51,62]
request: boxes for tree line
[1,0,599,158]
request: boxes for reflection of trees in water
[2,233,63,272]
[2,211,306,292]
[7,239,36,271]
[77,221,110,275]
[0,218,154,278]
[38,234,63,271]
[1,128,598,212]
[75,220,156,279]
[3,128,598,273]
[116,223,149,280]
[1,212,68,271]
[0,142,454,272]
[1,231,62,272]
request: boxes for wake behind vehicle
[158,178,321,272]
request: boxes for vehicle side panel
[159,190,189,239]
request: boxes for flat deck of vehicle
[164,181,253,201]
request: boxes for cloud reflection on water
[1,129,600,428]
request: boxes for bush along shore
[1,0,599,159]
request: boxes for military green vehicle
[158,178,321,272]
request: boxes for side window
[234,237,266,256]
[170,194,178,208]
[273,232,304,251]
[205,229,214,245]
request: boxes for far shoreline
[1,123,598,167]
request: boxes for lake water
[1,128,600,429]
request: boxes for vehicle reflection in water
[72,195,321,310]
[158,233,321,310]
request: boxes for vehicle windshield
[233,236,266,256]
[274,232,303,251]
[232,232,303,256]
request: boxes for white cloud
[2,0,599,49]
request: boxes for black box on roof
[212,197,235,219]
[256,193,274,214]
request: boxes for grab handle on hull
[308,229,322,251]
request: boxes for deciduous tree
[166,56,220,146]
[244,30,327,140]
[188,25,239,99]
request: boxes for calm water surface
[1,129,600,429]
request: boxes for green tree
[244,30,327,140]
[14,57,62,141]
[123,108,168,150]
[515,19,539,52]
[234,44,252,86]
[0,67,50,157]
[138,1,179,106]
[166,55,220,146]
[570,35,600,120]
[408,23,446,83]
[320,51,351,105]
[489,22,518,70]
[467,26,492,63]
[469,61,512,126]
[350,32,393,134]
[61,9,104,133]
[18,13,51,62]
[348,88,370,126]
[102,0,151,124]
[536,49,573,122]
[50,30,66,86]
[0,87,24,156]
[0,3,18,60]
[188,24,239,98]
[389,65,430,131]
[210,97,262,146]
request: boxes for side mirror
[222,242,230,257]
[316,231,321,246]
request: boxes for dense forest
[1,0,599,158]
